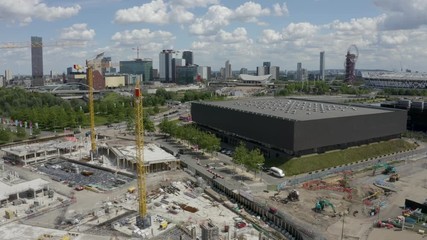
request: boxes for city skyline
[0,0,427,75]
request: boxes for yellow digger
[159,220,168,230]
[389,173,400,182]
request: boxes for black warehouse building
[191,98,407,157]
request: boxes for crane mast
[134,81,150,228]
[86,66,96,160]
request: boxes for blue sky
[1,0,427,75]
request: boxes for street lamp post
[341,213,346,240]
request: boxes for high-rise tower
[296,62,302,81]
[320,51,325,80]
[182,51,193,66]
[31,36,44,86]
[159,50,180,82]
[225,60,231,80]
[263,61,271,75]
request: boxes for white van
[269,167,285,178]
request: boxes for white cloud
[114,0,169,24]
[191,41,210,50]
[259,29,283,44]
[375,0,427,30]
[0,0,80,24]
[189,1,288,35]
[234,1,270,22]
[273,2,288,16]
[216,28,251,44]
[170,6,194,23]
[60,23,95,41]
[188,5,233,35]
[170,0,218,8]
[380,32,409,45]
[282,22,319,39]
[329,17,383,34]
[111,29,175,46]
[114,0,201,24]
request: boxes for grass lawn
[94,116,109,126]
[266,139,417,176]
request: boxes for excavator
[372,162,396,176]
[287,189,300,202]
[314,199,336,214]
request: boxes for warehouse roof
[193,98,394,121]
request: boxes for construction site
[1,123,427,240]
[0,76,271,240]
[0,62,426,239]
[251,158,427,239]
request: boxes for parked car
[235,222,247,229]
[74,185,84,191]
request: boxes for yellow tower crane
[85,52,105,160]
[86,66,96,159]
[134,81,151,228]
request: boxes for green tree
[232,142,249,167]
[153,105,160,114]
[247,148,265,176]
[143,114,155,132]
[158,120,220,153]
[32,127,41,136]
[0,128,12,143]
[16,126,27,138]
[126,116,134,131]
[198,132,220,153]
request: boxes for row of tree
[1,87,221,128]
[275,81,331,96]
[232,142,265,175]
[274,81,370,96]
[158,119,220,153]
[158,119,266,177]
[381,88,427,96]
[0,126,37,144]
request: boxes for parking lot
[36,159,134,191]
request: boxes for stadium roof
[362,71,427,81]
[195,98,394,121]
[238,74,271,82]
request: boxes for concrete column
[34,153,37,163]
[24,155,27,166]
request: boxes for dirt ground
[253,159,427,240]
